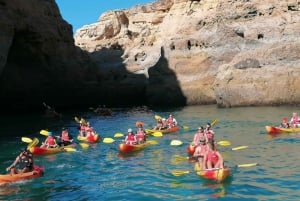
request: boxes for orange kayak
[187,144,196,155]
[145,126,179,135]
[119,142,151,153]
[0,165,44,185]
[77,134,100,143]
[265,125,300,134]
[194,163,231,182]
[29,144,76,155]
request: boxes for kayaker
[202,142,224,170]
[167,114,177,128]
[57,128,73,146]
[136,125,146,144]
[280,117,290,128]
[6,148,34,174]
[290,112,300,127]
[40,132,58,148]
[85,122,96,137]
[79,121,87,137]
[204,123,215,143]
[193,136,208,167]
[192,127,205,145]
[124,128,137,145]
[153,118,164,130]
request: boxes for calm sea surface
[1,105,300,201]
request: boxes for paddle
[102,137,158,145]
[114,133,124,138]
[21,137,32,143]
[171,163,258,176]
[172,145,249,163]
[170,139,232,147]
[21,137,39,149]
[40,130,89,149]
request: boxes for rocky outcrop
[75,0,300,107]
[0,0,100,112]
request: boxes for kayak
[29,144,76,155]
[187,144,196,155]
[77,134,100,143]
[119,142,151,153]
[0,165,44,185]
[194,163,231,182]
[145,126,179,135]
[265,125,300,134]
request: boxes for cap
[128,128,132,133]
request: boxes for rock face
[75,0,300,107]
[0,0,99,112]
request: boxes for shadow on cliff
[93,46,186,107]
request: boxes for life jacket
[207,150,219,164]
[46,136,56,145]
[292,116,300,124]
[206,130,214,141]
[136,130,145,140]
[194,132,204,144]
[126,134,136,142]
[61,131,70,141]
[19,156,33,170]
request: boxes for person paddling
[136,125,146,144]
[6,149,34,174]
[57,128,73,146]
[124,128,137,145]
[202,142,224,170]
[290,112,300,127]
[40,132,58,148]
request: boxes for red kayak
[119,142,151,153]
[0,165,44,185]
[265,125,300,134]
[194,163,231,182]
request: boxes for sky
[55,0,155,33]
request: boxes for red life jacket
[61,131,70,141]
[46,136,56,145]
[136,130,145,140]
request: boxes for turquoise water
[1,105,300,201]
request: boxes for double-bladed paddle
[171,163,258,176]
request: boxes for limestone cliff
[0,0,99,112]
[75,0,300,107]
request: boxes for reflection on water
[1,105,300,200]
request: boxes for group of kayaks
[0,130,100,185]
[5,116,292,185]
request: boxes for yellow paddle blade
[74,116,81,123]
[103,138,115,143]
[64,147,77,152]
[80,143,89,149]
[114,133,124,138]
[172,170,190,176]
[21,137,33,143]
[217,141,231,146]
[237,163,257,168]
[152,131,163,137]
[154,115,162,120]
[40,130,50,136]
[172,155,189,162]
[28,138,39,148]
[80,118,87,125]
[147,140,158,145]
[211,119,219,126]
[182,125,189,130]
[232,146,248,151]
[170,140,183,146]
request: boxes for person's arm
[6,155,20,171]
